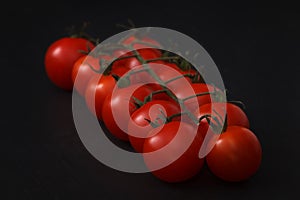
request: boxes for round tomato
[71,55,101,96]
[102,84,154,141]
[128,100,180,152]
[206,126,262,182]
[143,121,204,183]
[45,37,95,90]
[84,74,116,120]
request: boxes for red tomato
[128,100,180,152]
[206,126,262,182]
[102,84,154,141]
[84,75,116,120]
[143,121,204,183]
[71,55,101,96]
[45,37,95,90]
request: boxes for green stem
[198,114,224,134]
[143,89,169,103]
[109,46,221,126]
[145,56,180,63]
[144,118,160,128]
[131,96,144,108]
[87,63,101,74]
[181,91,213,102]
[221,114,228,133]
[164,73,194,84]
[166,112,188,122]
[132,49,203,125]
[113,54,137,61]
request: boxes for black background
[2,2,300,199]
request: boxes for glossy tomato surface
[102,84,154,141]
[128,100,180,152]
[143,121,204,182]
[206,126,262,182]
[45,37,95,90]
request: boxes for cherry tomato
[128,100,180,152]
[143,121,204,183]
[45,37,95,90]
[206,126,262,182]
[84,75,116,120]
[102,84,154,141]
[193,102,250,139]
[71,55,101,96]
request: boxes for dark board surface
[1,2,299,199]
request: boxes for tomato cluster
[44,33,262,183]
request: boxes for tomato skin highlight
[206,126,262,182]
[143,121,204,183]
[44,35,261,184]
[128,100,180,153]
[45,37,95,90]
